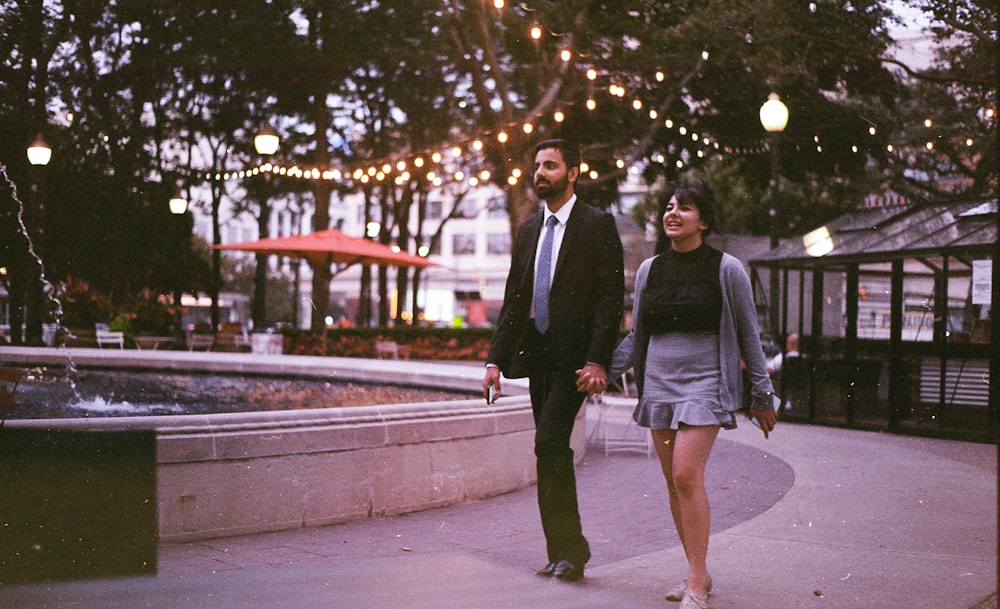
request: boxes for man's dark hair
[534,139,581,170]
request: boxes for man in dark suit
[483,139,624,582]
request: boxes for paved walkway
[0,355,995,609]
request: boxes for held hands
[575,363,608,395]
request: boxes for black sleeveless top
[640,243,724,335]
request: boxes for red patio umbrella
[215,228,437,270]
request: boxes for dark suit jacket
[488,201,624,379]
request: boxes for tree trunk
[505,179,535,236]
[308,115,332,330]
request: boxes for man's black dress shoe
[537,562,558,577]
[552,559,584,582]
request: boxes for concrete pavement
[0,360,995,609]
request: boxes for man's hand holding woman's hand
[575,363,608,395]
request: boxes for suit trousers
[527,329,591,565]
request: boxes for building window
[456,197,479,219]
[427,200,443,220]
[487,195,507,218]
[452,234,476,255]
[487,233,511,255]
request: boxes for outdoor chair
[186,332,216,351]
[586,390,653,458]
[95,330,125,349]
[375,340,411,360]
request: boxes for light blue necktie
[534,215,558,334]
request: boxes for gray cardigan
[610,251,774,414]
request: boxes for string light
[180,14,980,191]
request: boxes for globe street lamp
[251,124,280,332]
[253,123,280,156]
[759,92,789,248]
[24,134,52,345]
[27,134,52,166]
[169,196,189,215]
[760,93,789,335]
[168,194,191,333]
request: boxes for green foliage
[130,291,180,336]
[108,313,134,339]
[0,0,992,335]
[880,0,997,201]
[54,277,114,328]
[283,326,495,360]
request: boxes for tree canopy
[0,0,993,330]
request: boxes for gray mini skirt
[634,332,737,430]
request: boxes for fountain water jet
[0,163,69,350]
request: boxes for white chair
[186,332,215,351]
[95,330,125,349]
[587,392,653,458]
[375,340,411,359]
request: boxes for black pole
[767,133,781,335]
[991,201,999,444]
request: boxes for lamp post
[759,93,789,335]
[170,195,190,333]
[251,123,279,332]
[24,134,52,346]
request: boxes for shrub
[54,277,114,328]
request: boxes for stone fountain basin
[1,348,585,543]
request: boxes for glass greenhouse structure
[751,199,997,443]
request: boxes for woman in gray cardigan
[607,179,776,609]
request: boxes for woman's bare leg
[651,428,686,552]
[652,425,719,597]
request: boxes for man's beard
[534,174,569,200]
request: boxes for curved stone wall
[1,348,586,542]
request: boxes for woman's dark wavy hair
[654,178,718,254]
